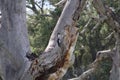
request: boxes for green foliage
[27,6,62,53]
[27,15,54,53]
[48,0,60,5]
[93,58,112,80]
[82,51,92,67]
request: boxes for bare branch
[92,0,120,32]
[55,0,67,7]
[91,15,107,32]
[26,0,39,14]
[81,18,92,34]
[34,2,41,9]
[105,32,114,39]
[95,49,114,61]
[81,15,107,34]
[91,22,100,32]
[26,5,39,14]
[92,0,106,16]
[69,49,114,80]
[68,68,94,80]
[27,0,87,79]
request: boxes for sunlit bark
[28,0,86,80]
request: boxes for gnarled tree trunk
[27,0,86,80]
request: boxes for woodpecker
[57,33,61,47]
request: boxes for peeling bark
[28,0,87,80]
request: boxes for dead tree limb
[81,18,92,34]
[24,0,87,80]
[68,68,94,80]
[69,49,114,80]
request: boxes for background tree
[0,0,31,80]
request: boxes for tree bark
[28,0,86,80]
[0,0,87,80]
[0,0,31,80]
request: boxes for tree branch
[69,49,114,80]
[105,31,114,39]
[80,15,107,34]
[91,16,107,32]
[81,18,92,34]
[69,68,94,80]
[92,0,120,32]
[26,0,39,14]
[55,0,67,7]
[92,1,120,80]
[27,0,87,80]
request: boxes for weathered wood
[92,0,120,80]
[69,49,114,80]
[28,0,87,80]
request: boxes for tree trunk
[109,32,120,80]
[0,0,31,80]
[0,0,87,80]
[28,0,86,80]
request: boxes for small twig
[55,0,67,7]
[95,49,113,60]
[34,2,42,10]
[81,18,92,34]
[105,32,114,39]
[68,68,94,80]
[91,22,100,32]
[91,15,107,32]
